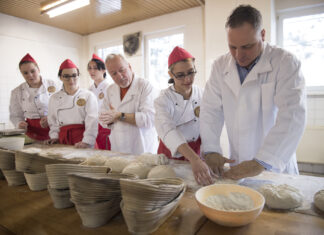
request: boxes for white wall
[85,7,205,88]
[0,13,84,127]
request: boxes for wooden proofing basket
[0,149,15,170]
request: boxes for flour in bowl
[205,192,254,211]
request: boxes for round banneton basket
[0,137,24,151]
[2,169,26,186]
[47,185,74,209]
[120,177,185,211]
[0,149,15,170]
[46,164,110,190]
[24,172,48,191]
[121,186,185,234]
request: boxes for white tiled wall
[307,96,324,126]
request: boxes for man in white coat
[200,5,306,179]
[99,54,158,155]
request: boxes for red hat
[168,46,194,67]
[59,59,78,70]
[20,53,37,64]
[92,53,104,63]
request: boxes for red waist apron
[95,124,111,150]
[59,124,85,145]
[26,118,50,141]
[157,137,201,161]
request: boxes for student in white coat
[46,59,98,148]
[155,47,213,185]
[9,53,59,141]
[200,5,306,179]
[99,54,158,155]
[88,53,111,150]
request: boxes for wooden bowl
[195,184,264,227]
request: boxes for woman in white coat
[88,53,111,150]
[154,46,213,185]
[9,53,59,141]
[46,59,98,148]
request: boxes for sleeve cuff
[254,158,272,170]
[163,129,187,156]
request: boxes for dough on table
[147,165,176,178]
[259,184,303,209]
[136,153,169,166]
[314,189,324,212]
[104,157,132,172]
[80,155,108,166]
[122,162,152,179]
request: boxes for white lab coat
[89,79,110,108]
[9,78,60,127]
[200,43,306,174]
[154,85,203,157]
[100,76,158,154]
[48,88,98,145]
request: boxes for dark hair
[88,59,107,78]
[58,68,80,77]
[19,61,39,70]
[225,5,262,31]
[168,58,195,84]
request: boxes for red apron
[95,124,111,150]
[157,137,201,161]
[26,118,50,141]
[59,124,85,145]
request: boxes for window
[277,5,324,91]
[145,29,184,90]
[97,43,123,62]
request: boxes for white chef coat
[200,43,306,174]
[9,78,60,127]
[100,76,158,154]
[89,79,110,108]
[154,85,203,157]
[48,88,98,145]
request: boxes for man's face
[227,22,265,67]
[106,56,133,88]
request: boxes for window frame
[95,40,123,61]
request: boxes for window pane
[98,44,123,62]
[148,33,184,89]
[283,13,324,87]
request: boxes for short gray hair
[105,53,128,64]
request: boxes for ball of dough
[136,153,169,166]
[122,162,151,179]
[147,165,176,179]
[314,189,324,212]
[259,184,303,209]
[80,155,107,166]
[104,157,132,172]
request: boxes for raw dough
[80,155,108,166]
[104,157,132,172]
[122,162,152,179]
[314,189,324,212]
[136,153,169,166]
[147,165,176,178]
[205,192,254,211]
[259,184,303,209]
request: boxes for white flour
[205,192,254,211]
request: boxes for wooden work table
[0,179,324,235]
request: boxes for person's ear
[261,29,266,41]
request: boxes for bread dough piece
[259,184,303,209]
[80,155,108,166]
[104,157,132,172]
[136,153,169,166]
[205,192,254,211]
[147,165,176,178]
[314,189,324,212]
[122,162,152,179]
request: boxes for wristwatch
[119,112,126,121]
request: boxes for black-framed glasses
[62,74,78,81]
[171,69,197,80]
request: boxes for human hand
[40,116,48,128]
[18,121,28,129]
[223,160,264,180]
[190,158,214,186]
[99,104,121,125]
[204,152,235,177]
[44,138,58,145]
[74,141,90,148]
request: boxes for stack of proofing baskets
[120,177,186,234]
[68,172,137,228]
[0,149,26,186]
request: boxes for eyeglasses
[171,69,197,80]
[62,73,78,81]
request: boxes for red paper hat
[20,53,37,64]
[92,53,104,63]
[59,59,78,70]
[168,46,194,67]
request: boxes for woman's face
[20,62,41,88]
[87,61,105,83]
[169,60,196,95]
[60,68,79,92]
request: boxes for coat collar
[111,75,140,108]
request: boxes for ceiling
[0,0,205,35]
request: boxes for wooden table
[0,180,323,235]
